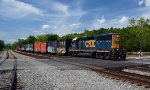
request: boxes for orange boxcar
[34,42,47,53]
[40,42,47,53]
[34,42,41,53]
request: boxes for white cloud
[93,19,106,29]
[34,23,81,36]
[139,0,150,6]
[6,39,17,43]
[119,16,128,24]
[0,0,43,19]
[51,23,81,35]
[137,0,150,19]
[69,23,80,27]
[139,0,144,5]
[89,16,129,29]
[90,16,107,29]
[33,24,50,34]
[139,0,150,18]
[33,1,85,35]
[1,0,85,42]
[145,0,150,6]
[19,38,27,40]
[49,1,86,18]
[96,18,106,24]
[39,32,46,35]
[52,2,69,15]
[41,25,50,30]
[142,11,150,18]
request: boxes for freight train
[17,33,126,60]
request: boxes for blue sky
[0,0,150,44]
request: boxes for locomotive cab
[111,34,126,60]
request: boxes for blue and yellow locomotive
[68,33,126,60]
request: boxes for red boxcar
[34,42,47,53]
[34,42,41,53]
[40,43,47,53]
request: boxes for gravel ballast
[12,52,148,90]
[123,69,150,76]
[0,51,7,60]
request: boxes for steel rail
[9,51,17,90]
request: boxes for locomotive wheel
[105,53,110,60]
[95,53,99,59]
[68,52,73,56]
[100,53,104,59]
[120,54,126,61]
[75,52,79,56]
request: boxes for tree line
[12,17,150,52]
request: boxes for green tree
[36,34,59,42]
[26,35,36,43]
[5,44,12,50]
[0,40,4,51]
[18,39,27,45]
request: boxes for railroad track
[0,51,17,90]
[104,67,150,88]
[15,50,150,88]
[15,51,94,59]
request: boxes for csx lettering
[85,40,95,47]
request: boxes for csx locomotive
[18,33,126,60]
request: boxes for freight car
[47,41,57,54]
[68,33,126,60]
[47,39,72,54]
[34,42,47,53]
[20,45,26,51]
[26,43,34,52]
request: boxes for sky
[0,0,150,44]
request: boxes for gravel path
[12,52,148,90]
